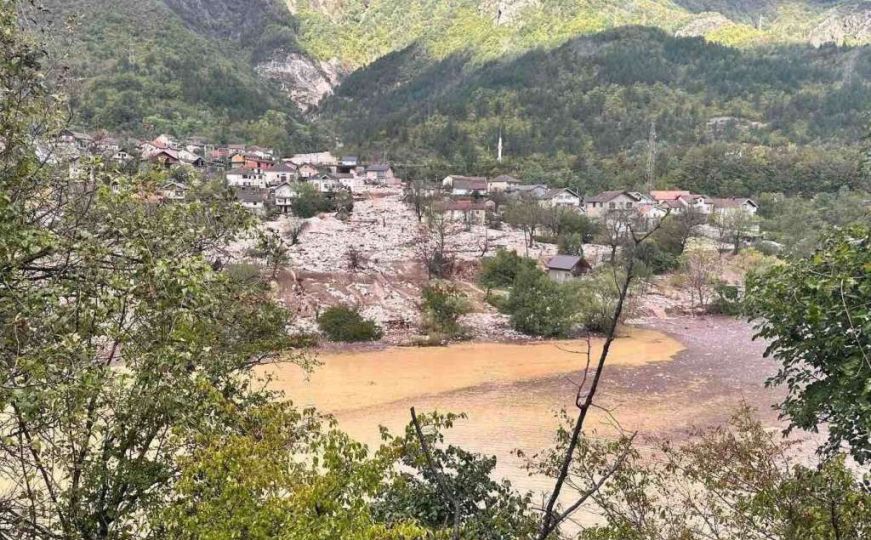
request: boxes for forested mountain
[290,0,871,68]
[32,0,328,148]
[28,0,871,197]
[319,27,871,197]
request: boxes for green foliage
[323,27,870,197]
[375,411,540,539]
[420,281,471,339]
[745,224,871,463]
[708,282,742,316]
[318,305,383,343]
[757,189,871,257]
[564,267,626,333]
[479,248,538,290]
[291,183,332,218]
[293,0,871,69]
[36,0,325,149]
[504,265,575,337]
[532,406,871,540]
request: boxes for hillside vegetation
[320,27,871,197]
[289,0,871,68]
[35,0,324,149]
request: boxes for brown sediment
[258,327,684,413]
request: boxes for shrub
[504,266,574,337]
[421,282,470,338]
[632,241,679,275]
[318,305,383,342]
[708,283,742,315]
[564,268,625,333]
[479,249,538,291]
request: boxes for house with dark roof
[159,181,188,202]
[271,182,299,214]
[233,188,269,215]
[545,255,592,283]
[365,163,398,185]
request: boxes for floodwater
[259,317,784,518]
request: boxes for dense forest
[291,0,871,68]
[320,27,871,196]
[34,0,325,149]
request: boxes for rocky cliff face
[810,4,871,46]
[255,53,344,111]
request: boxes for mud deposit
[260,316,786,519]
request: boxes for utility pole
[646,120,656,193]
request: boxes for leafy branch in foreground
[745,222,871,464]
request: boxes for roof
[542,188,579,200]
[270,163,297,173]
[233,188,269,203]
[451,176,488,191]
[226,167,257,176]
[366,163,392,172]
[512,183,547,192]
[546,255,589,271]
[492,174,521,184]
[710,197,757,209]
[650,190,693,201]
[151,149,179,160]
[661,199,688,209]
[585,190,645,204]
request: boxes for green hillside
[35,0,324,150]
[320,27,871,196]
[289,0,871,69]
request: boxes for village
[50,129,762,345]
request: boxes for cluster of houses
[50,130,400,210]
[436,176,759,282]
[226,152,400,214]
[438,175,757,227]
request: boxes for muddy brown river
[259,316,786,520]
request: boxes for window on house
[609,202,616,209]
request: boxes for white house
[334,173,363,191]
[272,182,298,214]
[442,175,488,196]
[710,197,758,216]
[584,191,650,218]
[365,164,399,185]
[226,167,266,189]
[539,188,582,209]
[234,188,269,215]
[308,174,340,193]
[263,163,298,186]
